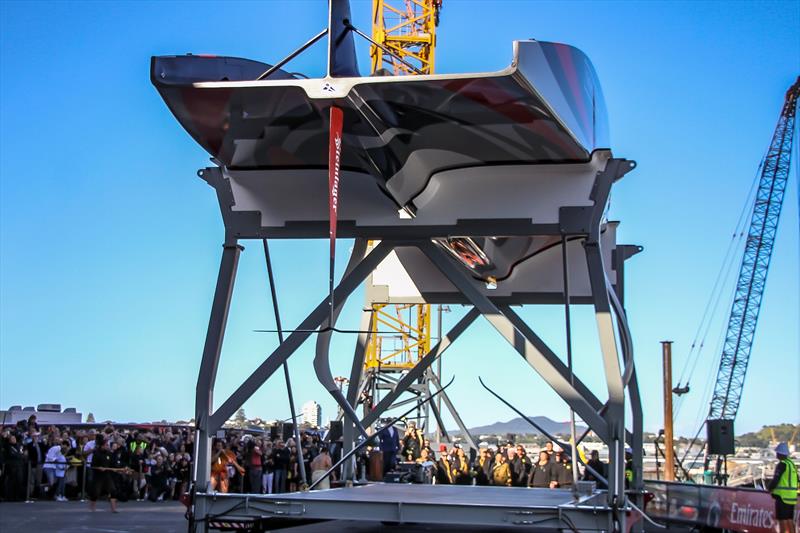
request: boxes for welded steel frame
[190,156,643,532]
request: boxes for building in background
[0,404,82,426]
[302,401,322,427]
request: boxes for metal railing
[15,459,151,503]
[20,459,89,503]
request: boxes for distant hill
[453,416,587,437]
[738,423,799,447]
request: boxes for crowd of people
[0,415,335,503]
[205,421,620,493]
[377,422,613,488]
[0,415,193,505]
[204,422,616,496]
[208,431,331,494]
[1,415,618,507]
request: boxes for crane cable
[677,303,733,471]
[674,226,748,420]
[672,160,763,418]
[675,159,761,387]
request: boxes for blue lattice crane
[706,77,800,468]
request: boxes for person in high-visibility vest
[624,447,634,489]
[766,442,797,533]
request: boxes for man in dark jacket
[472,448,493,486]
[511,445,532,487]
[544,441,555,459]
[583,449,606,483]
[24,430,46,498]
[148,455,171,502]
[110,441,130,501]
[379,423,401,475]
[3,435,26,500]
[90,436,118,512]
[272,440,290,494]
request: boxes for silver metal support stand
[609,272,645,532]
[582,160,633,521]
[628,368,645,532]
[561,235,580,493]
[194,241,243,516]
[262,239,306,487]
[585,246,625,510]
[612,243,645,512]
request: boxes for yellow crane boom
[371,0,441,75]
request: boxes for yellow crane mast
[371,0,441,75]
[365,0,441,374]
[360,1,442,428]
[364,303,431,371]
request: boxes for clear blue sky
[1,1,798,438]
